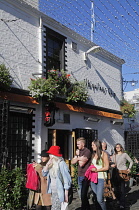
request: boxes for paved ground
[68,184,139,210]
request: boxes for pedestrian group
[26,138,133,210]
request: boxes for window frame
[44,27,66,74]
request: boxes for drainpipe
[37,16,43,160]
[38,16,43,76]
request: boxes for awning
[55,102,122,119]
[0,91,39,104]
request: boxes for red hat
[47,146,62,157]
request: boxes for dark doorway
[56,130,69,159]
[48,129,69,159]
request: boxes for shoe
[120,205,124,209]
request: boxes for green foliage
[125,151,137,176]
[28,70,89,103]
[120,99,136,118]
[0,168,27,210]
[0,64,13,89]
[66,81,88,103]
[71,163,78,189]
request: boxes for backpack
[26,164,40,191]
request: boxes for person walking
[27,150,52,210]
[90,139,109,210]
[71,137,91,210]
[42,146,72,210]
[111,143,133,209]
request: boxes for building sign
[84,79,116,98]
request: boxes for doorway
[48,129,70,159]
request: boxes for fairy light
[1,0,139,72]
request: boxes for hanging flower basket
[28,70,89,103]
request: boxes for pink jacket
[85,165,98,183]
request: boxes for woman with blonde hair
[90,139,109,210]
[42,146,72,210]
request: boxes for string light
[1,0,139,73]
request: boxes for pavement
[68,184,139,210]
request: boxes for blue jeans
[78,176,84,198]
[78,176,90,210]
[91,179,106,210]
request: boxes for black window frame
[44,27,66,74]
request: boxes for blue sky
[39,0,139,92]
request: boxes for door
[48,129,71,169]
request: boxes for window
[63,113,70,124]
[44,27,66,73]
[72,41,77,52]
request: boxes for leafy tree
[121,99,136,118]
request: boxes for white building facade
[0,0,125,168]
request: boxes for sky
[38,0,139,92]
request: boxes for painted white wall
[66,38,122,111]
[40,109,124,155]
[1,0,123,112]
[42,23,123,112]
[1,0,124,161]
[0,0,41,90]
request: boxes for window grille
[74,128,98,151]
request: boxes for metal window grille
[74,128,98,151]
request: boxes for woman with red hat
[42,146,72,210]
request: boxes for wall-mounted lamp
[32,73,43,78]
[10,106,33,114]
[110,119,123,125]
[84,45,101,61]
[84,116,101,123]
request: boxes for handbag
[119,170,130,182]
[103,172,116,200]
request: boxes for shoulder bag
[103,171,116,200]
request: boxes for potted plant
[28,69,89,103]
[0,64,13,90]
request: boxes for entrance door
[48,129,70,159]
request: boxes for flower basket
[28,70,89,103]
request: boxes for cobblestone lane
[68,185,139,210]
